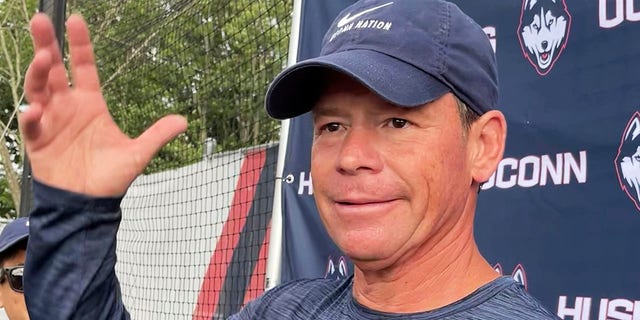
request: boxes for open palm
[19,14,187,197]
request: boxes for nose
[336,127,383,175]
[541,40,548,50]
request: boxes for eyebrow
[311,103,344,119]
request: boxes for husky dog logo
[324,256,348,280]
[518,0,571,75]
[615,112,640,211]
[494,263,528,290]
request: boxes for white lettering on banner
[558,296,592,320]
[483,26,497,53]
[558,296,640,320]
[599,0,640,28]
[297,171,313,195]
[296,151,586,195]
[481,151,588,190]
[602,299,640,320]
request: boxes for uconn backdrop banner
[279,0,640,318]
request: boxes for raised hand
[19,14,188,197]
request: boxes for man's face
[0,249,28,320]
[311,75,474,270]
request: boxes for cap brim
[0,234,28,254]
[265,49,450,120]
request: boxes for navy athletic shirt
[23,180,560,319]
[230,276,560,319]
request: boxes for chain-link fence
[38,0,293,318]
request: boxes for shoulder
[471,277,560,319]
[261,277,351,304]
[230,277,352,319]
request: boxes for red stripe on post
[192,149,266,320]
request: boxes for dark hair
[456,96,480,132]
[454,96,484,192]
[0,239,27,267]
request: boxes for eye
[387,118,409,129]
[546,18,554,27]
[319,122,342,133]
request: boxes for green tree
[66,0,291,173]
[0,0,292,216]
[0,0,38,217]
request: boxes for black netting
[40,0,293,318]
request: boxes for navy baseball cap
[0,217,29,254]
[265,0,498,119]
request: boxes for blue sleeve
[24,180,130,320]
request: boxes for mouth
[332,198,400,215]
[335,196,398,205]
[535,49,553,69]
[540,52,549,61]
[336,200,390,205]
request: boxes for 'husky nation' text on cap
[265,0,498,119]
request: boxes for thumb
[133,114,188,166]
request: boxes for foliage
[67,0,291,173]
[0,0,38,218]
[0,177,15,218]
[0,0,292,216]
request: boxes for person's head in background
[0,217,29,320]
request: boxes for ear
[467,110,507,184]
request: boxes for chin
[348,255,399,272]
[338,241,400,265]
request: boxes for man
[20,0,559,319]
[0,217,29,320]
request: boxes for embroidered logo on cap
[336,2,394,28]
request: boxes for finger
[66,14,101,91]
[134,115,188,167]
[29,14,69,95]
[30,14,63,63]
[24,49,53,105]
[17,103,44,142]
